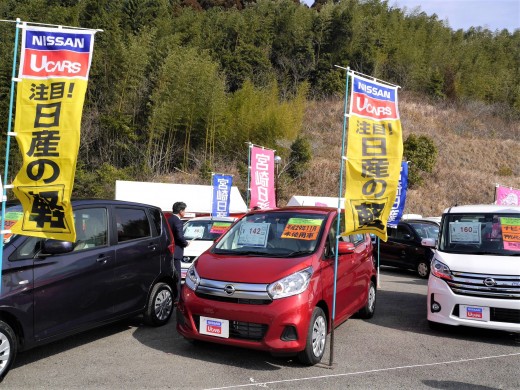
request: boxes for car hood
[435,251,519,275]
[184,240,214,257]
[195,252,315,284]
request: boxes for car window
[349,234,365,245]
[184,220,233,241]
[396,225,412,240]
[440,212,519,254]
[149,208,162,237]
[409,222,439,239]
[73,208,108,251]
[2,205,24,244]
[9,236,43,260]
[215,212,325,256]
[115,207,151,243]
[387,227,397,239]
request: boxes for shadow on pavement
[423,380,501,390]
[370,279,517,347]
[131,313,305,371]
[12,319,137,371]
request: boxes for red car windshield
[214,212,326,257]
[2,205,24,244]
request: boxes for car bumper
[176,286,314,354]
[427,276,520,333]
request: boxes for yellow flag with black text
[11,26,96,242]
[344,74,403,241]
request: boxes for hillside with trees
[0,0,518,216]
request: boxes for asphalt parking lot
[4,267,519,389]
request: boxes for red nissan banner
[249,146,276,209]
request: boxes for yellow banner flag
[10,26,95,242]
[344,74,403,241]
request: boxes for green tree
[403,134,437,188]
[288,136,312,179]
[145,45,227,174]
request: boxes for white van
[425,204,520,333]
[180,216,236,280]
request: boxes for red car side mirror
[338,241,355,254]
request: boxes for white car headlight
[185,264,200,291]
[267,267,313,300]
[431,259,453,281]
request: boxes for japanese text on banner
[387,161,408,228]
[11,26,96,242]
[212,174,233,217]
[249,146,276,210]
[344,74,403,241]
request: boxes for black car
[0,200,176,380]
[374,219,440,278]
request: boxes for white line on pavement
[204,352,520,390]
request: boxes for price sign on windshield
[281,218,322,241]
[501,217,520,251]
[185,226,204,239]
[237,222,269,247]
[449,222,481,243]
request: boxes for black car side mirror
[41,239,74,255]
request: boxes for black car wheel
[144,282,173,326]
[0,320,17,381]
[357,280,377,319]
[416,260,430,278]
[297,307,327,365]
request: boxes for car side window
[396,225,412,240]
[9,236,43,260]
[325,217,339,258]
[74,208,108,251]
[387,227,397,239]
[349,234,365,245]
[115,207,151,243]
[149,208,162,237]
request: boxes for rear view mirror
[338,241,355,254]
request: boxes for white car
[180,216,237,280]
[425,204,520,334]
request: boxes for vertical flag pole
[246,142,252,210]
[0,18,22,293]
[329,66,351,367]
[377,237,380,288]
[210,172,215,217]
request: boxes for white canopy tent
[286,195,345,208]
[115,180,248,215]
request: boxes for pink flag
[496,185,520,206]
[250,146,276,209]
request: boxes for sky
[302,0,520,32]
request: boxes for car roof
[443,204,520,214]
[6,199,162,210]
[184,216,237,222]
[249,206,335,215]
[401,219,440,226]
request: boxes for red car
[176,207,377,365]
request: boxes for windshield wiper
[269,250,313,258]
[218,249,267,256]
